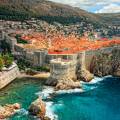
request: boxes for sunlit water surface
[0,77,120,120]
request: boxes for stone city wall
[14,41,120,71]
[46,54,77,64]
[3,32,17,53]
[0,63,20,89]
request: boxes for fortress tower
[50,58,77,81]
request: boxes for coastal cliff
[46,46,120,89]
[90,47,120,77]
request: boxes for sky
[49,0,120,13]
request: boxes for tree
[3,54,13,68]
[0,55,4,71]
[0,40,11,53]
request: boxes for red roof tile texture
[21,33,120,55]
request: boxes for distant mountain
[97,13,120,26]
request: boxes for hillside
[0,0,102,24]
[97,13,120,26]
[0,0,119,37]
[0,0,119,26]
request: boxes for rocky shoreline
[29,97,51,120]
[0,103,21,119]
[0,47,120,119]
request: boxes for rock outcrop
[46,77,58,86]
[55,78,81,90]
[77,68,94,82]
[90,48,120,77]
[0,103,21,119]
[28,97,46,120]
[46,77,81,90]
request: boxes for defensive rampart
[0,63,20,89]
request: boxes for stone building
[50,58,77,80]
[0,31,17,53]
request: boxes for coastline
[0,74,120,120]
[35,75,119,120]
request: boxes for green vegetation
[0,6,31,21]
[38,16,87,25]
[0,0,119,26]
[0,40,11,53]
[25,66,50,75]
[0,55,4,71]
[17,59,50,72]
[31,66,50,72]
[2,54,14,68]
[17,59,30,70]
[0,0,108,24]
[15,34,28,44]
[0,53,13,71]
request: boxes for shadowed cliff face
[90,48,120,77]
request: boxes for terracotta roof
[20,33,120,54]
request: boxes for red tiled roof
[20,33,120,54]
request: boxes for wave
[14,108,28,118]
[89,75,112,84]
[81,75,112,92]
[45,102,58,120]
[36,87,58,120]
[55,88,83,94]
[36,76,112,99]
[35,76,112,120]
[35,86,54,99]
[35,86,84,120]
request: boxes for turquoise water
[0,78,44,119]
[0,77,120,120]
[51,77,120,120]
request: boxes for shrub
[32,66,50,72]
[0,55,4,71]
[3,54,13,68]
[17,59,30,70]
[15,34,28,44]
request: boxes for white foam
[91,75,112,84]
[55,88,83,94]
[36,76,112,120]
[88,77,104,84]
[35,87,85,120]
[45,102,58,120]
[35,87,58,119]
[35,75,113,120]
[35,86,54,99]
[15,108,28,115]
[81,75,112,84]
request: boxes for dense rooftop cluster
[1,19,120,38]
[20,33,120,55]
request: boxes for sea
[0,76,120,120]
